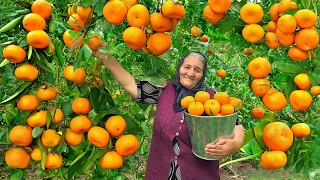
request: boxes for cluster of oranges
[103,0,185,56]
[68,98,139,169]
[5,96,139,170]
[261,121,310,170]
[181,91,242,116]
[3,0,54,83]
[203,0,231,25]
[267,1,318,61]
[248,57,318,112]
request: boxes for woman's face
[179,55,204,89]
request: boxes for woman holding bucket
[93,49,245,180]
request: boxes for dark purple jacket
[145,82,220,180]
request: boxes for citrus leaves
[0,81,33,104]
[0,16,22,33]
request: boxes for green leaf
[253,120,270,150]
[46,111,52,129]
[54,40,65,67]
[243,128,255,146]
[92,109,120,125]
[56,130,66,154]
[69,31,81,39]
[77,83,89,96]
[32,127,43,138]
[0,59,10,68]
[83,147,106,172]
[230,0,246,13]
[37,139,47,170]
[90,87,103,113]
[94,1,105,16]
[0,16,22,33]
[260,112,276,122]
[28,46,32,59]
[8,169,25,180]
[121,114,142,135]
[273,74,291,82]
[68,151,91,179]
[283,9,299,15]
[79,0,93,7]
[16,1,31,9]
[33,51,53,72]
[275,62,305,74]
[251,140,263,155]
[0,41,14,46]
[99,19,113,32]
[70,151,88,166]
[309,73,320,86]
[241,138,254,155]
[61,101,73,116]
[284,77,297,99]
[0,82,33,104]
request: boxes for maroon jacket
[145,82,220,180]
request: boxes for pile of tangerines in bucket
[181,91,242,116]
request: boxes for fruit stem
[219,151,263,168]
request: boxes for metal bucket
[184,111,238,160]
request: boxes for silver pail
[184,111,238,160]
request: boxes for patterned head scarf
[172,51,209,112]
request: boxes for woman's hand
[204,125,245,159]
[204,138,240,159]
[92,44,115,66]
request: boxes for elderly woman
[93,50,245,180]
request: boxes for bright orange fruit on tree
[191,26,201,37]
[27,110,47,128]
[263,122,293,151]
[203,5,225,25]
[72,98,92,114]
[275,28,295,46]
[278,0,298,14]
[121,0,138,10]
[88,126,110,147]
[65,129,83,146]
[277,14,297,34]
[115,134,139,156]
[5,148,31,169]
[289,90,312,111]
[248,57,271,78]
[311,86,320,95]
[50,108,64,124]
[41,129,61,148]
[3,44,26,63]
[251,107,264,119]
[295,29,319,51]
[22,13,46,32]
[105,115,127,137]
[17,94,39,111]
[27,30,50,49]
[260,151,287,170]
[251,78,270,97]
[70,115,92,134]
[37,84,58,100]
[127,4,150,28]
[76,6,93,21]
[216,69,226,78]
[31,148,42,161]
[100,151,124,169]
[188,102,204,116]
[195,91,210,104]
[243,48,253,56]
[203,99,220,116]
[103,0,127,25]
[288,46,309,61]
[149,12,172,32]
[45,153,63,170]
[291,123,310,138]
[63,65,86,85]
[147,33,172,56]
[87,36,103,51]
[180,96,195,109]
[262,88,287,111]
[265,32,281,49]
[199,35,209,42]
[15,64,39,81]
[269,3,279,22]
[68,14,85,31]
[31,0,52,20]
[9,125,33,147]
[242,24,264,43]
[63,30,84,48]
[294,9,317,29]
[123,27,147,50]
[266,21,277,32]
[294,73,310,90]
[208,0,231,13]
[161,0,186,20]
[240,3,263,24]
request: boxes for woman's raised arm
[93,50,138,99]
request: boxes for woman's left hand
[204,138,240,159]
